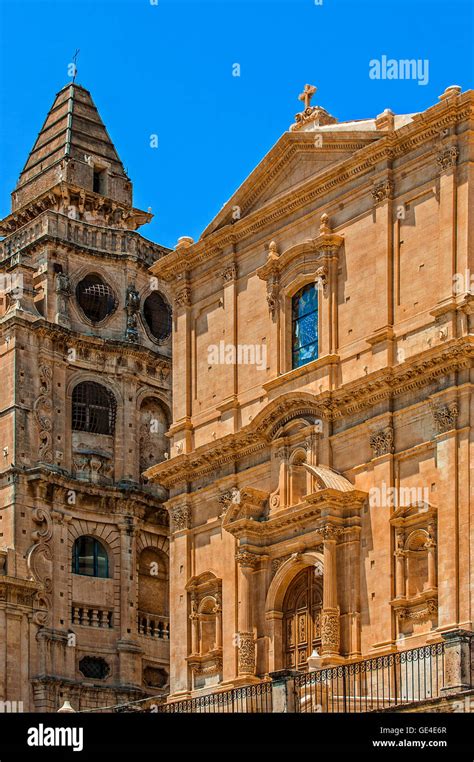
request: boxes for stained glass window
[292,283,318,369]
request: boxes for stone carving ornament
[33,365,53,463]
[237,631,255,674]
[170,504,191,532]
[369,427,394,458]
[432,402,458,434]
[321,609,340,653]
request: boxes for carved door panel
[283,567,322,671]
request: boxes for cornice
[0,318,171,375]
[145,336,472,489]
[22,467,169,524]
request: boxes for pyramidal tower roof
[19,83,127,186]
[9,83,144,224]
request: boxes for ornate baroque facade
[145,84,474,701]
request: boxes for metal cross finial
[298,84,317,110]
[72,49,80,83]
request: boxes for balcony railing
[0,211,167,266]
[294,643,445,712]
[138,611,170,640]
[155,681,273,713]
[72,605,113,629]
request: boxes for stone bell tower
[0,83,172,711]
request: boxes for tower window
[292,283,319,369]
[76,273,116,323]
[143,292,172,341]
[72,536,109,578]
[93,167,106,195]
[72,381,116,435]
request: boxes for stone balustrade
[138,611,170,640]
[72,605,113,629]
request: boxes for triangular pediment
[202,129,381,237]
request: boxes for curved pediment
[303,463,355,493]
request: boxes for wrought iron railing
[155,681,273,713]
[294,643,445,712]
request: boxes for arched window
[72,536,109,578]
[76,273,116,323]
[143,292,172,341]
[72,381,116,435]
[292,283,318,369]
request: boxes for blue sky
[0,0,472,248]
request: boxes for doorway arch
[265,551,324,673]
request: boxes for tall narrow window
[292,283,318,369]
[93,168,106,195]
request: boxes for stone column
[168,502,192,697]
[235,549,258,678]
[214,592,222,650]
[436,145,459,303]
[220,260,239,432]
[189,593,199,655]
[394,530,406,598]
[172,282,193,453]
[117,513,142,687]
[426,522,437,590]
[320,525,341,662]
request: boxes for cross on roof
[298,84,317,110]
[72,49,80,83]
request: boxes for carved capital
[318,524,343,542]
[235,550,259,569]
[432,401,458,434]
[370,426,394,458]
[174,286,191,308]
[170,504,191,532]
[372,179,394,204]
[221,263,238,282]
[436,146,459,172]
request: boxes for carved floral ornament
[174,286,191,308]
[235,549,260,569]
[436,145,459,172]
[316,524,344,542]
[169,504,191,532]
[372,179,394,204]
[397,598,438,622]
[221,263,238,282]
[431,401,458,434]
[237,631,256,674]
[369,426,394,458]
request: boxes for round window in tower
[143,292,172,341]
[76,273,117,323]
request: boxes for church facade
[145,84,474,703]
[0,84,173,710]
